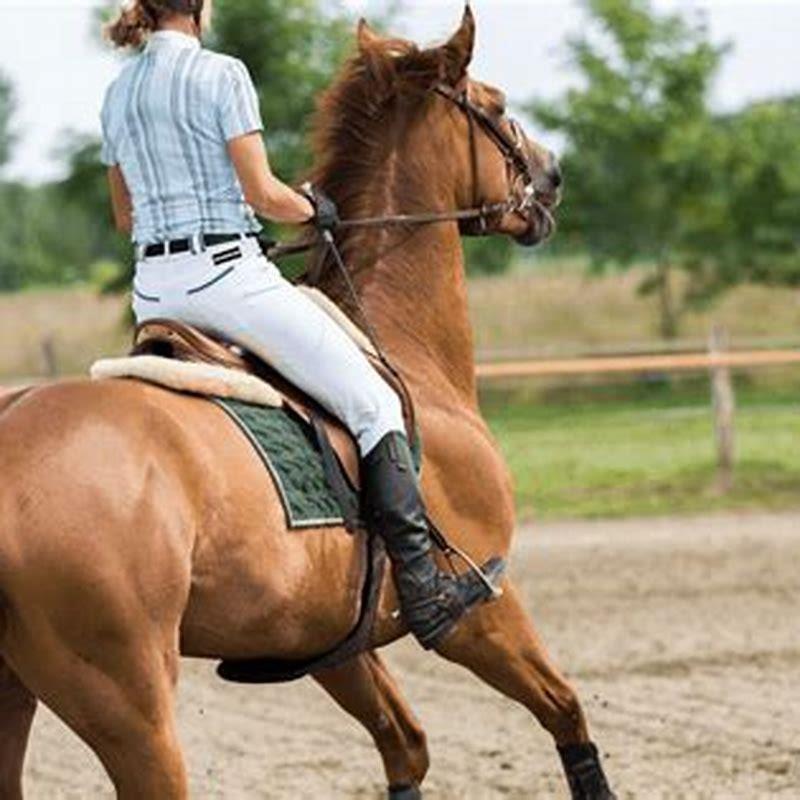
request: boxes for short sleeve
[100,84,118,167]
[218,59,264,141]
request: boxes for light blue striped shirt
[100,30,264,245]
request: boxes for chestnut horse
[0,11,614,800]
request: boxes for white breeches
[132,237,405,455]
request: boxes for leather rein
[269,80,541,262]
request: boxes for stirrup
[427,514,504,600]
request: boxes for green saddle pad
[213,398,348,529]
[213,397,422,531]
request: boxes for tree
[0,70,14,170]
[0,181,102,291]
[208,0,352,180]
[683,97,800,301]
[531,0,727,338]
[55,133,132,291]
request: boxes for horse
[0,10,615,800]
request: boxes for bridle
[332,80,543,235]
[293,77,545,595]
[432,82,539,235]
[274,76,550,263]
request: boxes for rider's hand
[300,183,340,233]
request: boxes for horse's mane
[311,37,449,222]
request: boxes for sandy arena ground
[22,511,800,799]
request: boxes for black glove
[301,182,339,232]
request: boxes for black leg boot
[362,432,505,650]
[558,742,617,800]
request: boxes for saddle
[130,314,417,499]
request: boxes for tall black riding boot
[362,432,505,650]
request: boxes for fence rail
[3,348,800,389]
[475,348,800,380]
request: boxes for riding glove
[301,183,340,232]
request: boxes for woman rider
[101,0,500,651]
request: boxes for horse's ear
[441,4,476,84]
[357,18,383,52]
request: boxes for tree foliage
[0,181,103,291]
[207,0,352,180]
[531,0,800,336]
[531,0,728,337]
[684,97,800,300]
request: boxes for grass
[484,392,800,520]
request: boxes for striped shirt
[100,30,264,245]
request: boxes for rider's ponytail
[106,2,157,49]
[105,1,208,49]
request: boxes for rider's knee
[357,383,405,454]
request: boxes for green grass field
[485,391,800,520]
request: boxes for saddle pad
[213,398,348,529]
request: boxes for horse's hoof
[388,783,422,800]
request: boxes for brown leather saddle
[133,318,417,498]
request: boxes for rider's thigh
[204,257,405,453]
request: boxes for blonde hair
[106,0,212,49]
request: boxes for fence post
[41,334,59,378]
[709,325,735,493]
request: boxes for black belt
[142,233,258,259]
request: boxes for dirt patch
[24,512,800,798]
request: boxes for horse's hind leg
[4,601,188,800]
[8,634,187,800]
[315,652,429,799]
[438,581,616,799]
[0,659,37,800]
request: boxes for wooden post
[41,335,59,378]
[709,325,735,493]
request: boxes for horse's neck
[320,125,478,403]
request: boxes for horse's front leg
[314,651,429,799]
[437,580,617,799]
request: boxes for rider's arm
[107,166,133,235]
[228,133,314,225]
